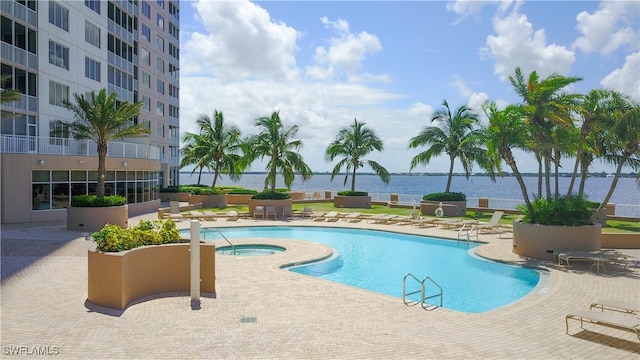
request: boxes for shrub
[336,190,368,196]
[71,195,126,207]
[191,187,224,195]
[517,195,598,226]
[91,218,181,252]
[228,189,259,195]
[422,192,466,201]
[251,191,291,200]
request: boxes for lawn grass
[202,202,639,233]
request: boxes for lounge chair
[565,309,640,340]
[590,299,640,314]
[265,206,276,219]
[254,206,264,219]
[369,214,398,224]
[226,211,239,221]
[202,210,218,221]
[412,215,437,228]
[476,211,504,234]
[310,211,326,221]
[302,206,313,219]
[189,210,204,220]
[169,201,183,221]
[324,211,340,222]
[282,205,292,219]
[343,212,362,222]
[555,250,610,273]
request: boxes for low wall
[334,195,371,209]
[188,194,227,208]
[420,201,466,217]
[287,191,306,201]
[67,205,128,232]
[512,222,602,261]
[226,194,253,205]
[128,199,161,217]
[87,243,215,310]
[159,192,192,202]
[602,233,640,249]
[157,203,202,219]
[248,199,293,218]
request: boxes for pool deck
[2,213,639,359]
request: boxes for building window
[141,95,150,111]
[157,0,165,9]
[49,1,69,31]
[169,43,179,59]
[85,57,100,82]
[141,1,150,18]
[141,24,150,42]
[141,71,150,88]
[156,35,164,52]
[157,14,164,30]
[48,41,69,70]
[169,84,178,99]
[169,1,178,16]
[85,0,100,14]
[141,47,150,65]
[169,104,178,118]
[156,101,164,116]
[49,81,68,107]
[48,121,69,146]
[156,57,164,73]
[85,21,100,48]
[157,79,164,94]
[168,22,179,40]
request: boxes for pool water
[216,244,285,256]
[187,226,542,313]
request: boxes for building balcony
[0,135,161,161]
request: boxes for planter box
[248,199,293,218]
[226,194,253,205]
[512,221,602,261]
[420,201,466,217]
[286,191,306,201]
[87,243,216,310]
[159,192,191,202]
[188,194,227,208]
[333,195,371,209]
[67,205,128,232]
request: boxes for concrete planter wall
[248,199,293,218]
[333,195,371,209]
[188,194,227,208]
[87,243,216,310]
[67,205,128,232]
[159,192,191,202]
[286,191,306,201]
[512,221,602,261]
[601,233,640,249]
[420,201,466,217]
[226,194,253,205]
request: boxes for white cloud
[483,7,575,80]
[305,17,383,81]
[573,1,640,56]
[600,52,640,102]
[448,75,489,118]
[183,0,299,81]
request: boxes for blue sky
[178,0,640,174]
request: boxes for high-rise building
[0,0,180,224]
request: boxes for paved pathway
[1,214,639,359]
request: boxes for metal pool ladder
[402,273,443,310]
[204,228,236,255]
[457,224,478,242]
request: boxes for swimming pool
[216,244,285,256]
[187,226,543,313]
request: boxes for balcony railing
[0,135,161,160]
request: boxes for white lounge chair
[302,206,313,219]
[310,211,326,221]
[590,299,640,314]
[343,212,362,222]
[189,210,204,220]
[202,210,218,221]
[226,211,239,221]
[324,211,340,222]
[476,211,504,234]
[265,206,276,219]
[566,309,640,340]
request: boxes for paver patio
[1,213,639,359]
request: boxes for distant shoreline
[179,171,637,178]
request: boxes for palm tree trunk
[502,147,534,222]
[97,143,107,198]
[536,154,542,197]
[553,148,560,200]
[544,157,552,200]
[197,166,203,185]
[445,156,454,192]
[589,154,628,223]
[212,162,220,187]
[351,167,357,192]
[567,135,585,197]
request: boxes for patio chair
[476,211,504,234]
[265,206,276,219]
[169,201,183,222]
[565,309,640,340]
[302,206,313,219]
[590,299,640,314]
[282,205,292,219]
[202,210,218,221]
[254,206,264,219]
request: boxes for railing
[203,228,235,255]
[0,134,161,160]
[402,273,443,310]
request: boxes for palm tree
[509,67,582,199]
[179,133,210,185]
[183,110,243,187]
[409,100,490,193]
[62,89,147,198]
[483,101,537,220]
[245,111,312,191]
[325,118,390,191]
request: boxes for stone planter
[188,194,227,208]
[333,195,371,209]
[226,194,253,205]
[87,243,216,310]
[512,221,602,261]
[67,205,128,232]
[420,201,466,217]
[248,199,293,218]
[286,191,306,201]
[159,192,191,202]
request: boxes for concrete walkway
[1,214,639,359]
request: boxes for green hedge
[251,191,291,200]
[422,192,467,201]
[191,187,224,195]
[336,190,368,196]
[71,195,126,207]
[228,189,259,195]
[91,219,181,252]
[159,185,223,195]
[518,195,598,226]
